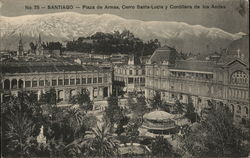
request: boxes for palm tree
[65,107,85,139]
[69,89,93,113]
[86,122,119,157]
[2,92,44,157]
[66,122,119,158]
[5,112,37,158]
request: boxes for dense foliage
[180,104,248,157]
[1,92,43,158]
[66,30,161,56]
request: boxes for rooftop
[0,61,111,74]
[149,45,177,65]
[144,110,175,121]
[173,60,217,72]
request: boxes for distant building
[110,53,129,65]
[36,34,44,56]
[0,62,113,103]
[145,41,249,126]
[113,55,145,95]
[17,34,24,56]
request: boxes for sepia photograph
[0,0,249,157]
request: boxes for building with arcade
[145,36,249,126]
[0,61,112,103]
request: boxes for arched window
[11,79,17,89]
[4,79,10,90]
[231,104,235,113]
[237,105,241,113]
[231,71,248,85]
[245,107,249,115]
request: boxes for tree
[125,119,140,146]
[130,96,148,119]
[69,89,93,113]
[174,99,184,114]
[5,112,37,158]
[150,91,162,110]
[116,116,130,136]
[185,96,199,123]
[104,96,123,131]
[1,92,43,157]
[40,88,57,106]
[67,122,119,158]
[152,136,176,157]
[181,104,248,157]
[65,107,85,140]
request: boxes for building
[142,110,178,134]
[36,34,44,56]
[17,34,24,56]
[113,55,145,95]
[0,62,113,103]
[145,39,249,126]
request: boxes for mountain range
[0,12,246,54]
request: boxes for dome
[143,110,174,121]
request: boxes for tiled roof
[1,62,110,74]
[149,45,177,64]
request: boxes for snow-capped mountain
[0,12,246,54]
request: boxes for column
[2,80,4,89]
[37,90,41,101]
[1,93,3,103]
[99,87,103,98]
[88,87,93,100]
[107,86,110,97]
[10,79,12,90]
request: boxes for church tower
[36,34,44,56]
[17,34,24,56]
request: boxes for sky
[0,0,249,34]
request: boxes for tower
[36,34,44,56]
[17,34,24,56]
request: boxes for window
[82,78,86,84]
[104,74,108,83]
[52,80,57,86]
[93,77,97,83]
[129,70,133,75]
[76,78,80,85]
[87,78,92,84]
[231,71,248,84]
[64,79,69,85]
[39,80,44,86]
[58,79,63,85]
[32,81,37,87]
[136,70,138,75]
[180,95,183,100]
[98,77,102,83]
[142,70,145,75]
[231,104,235,113]
[25,81,31,87]
[245,107,249,115]
[70,79,75,85]
[198,98,202,103]
[128,78,133,84]
[237,105,241,113]
[45,80,50,86]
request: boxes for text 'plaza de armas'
[0,34,249,127]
